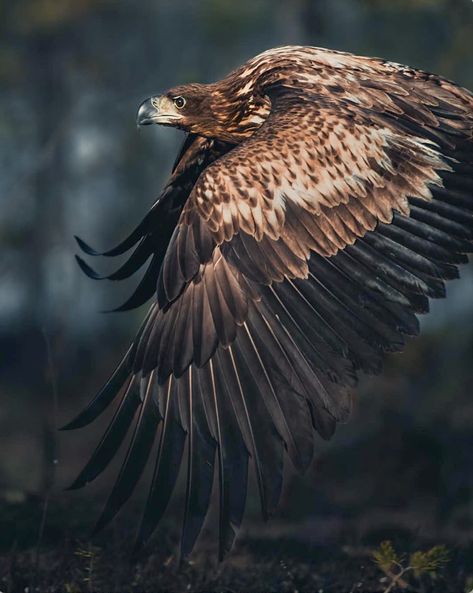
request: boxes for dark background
[0,0,472,591]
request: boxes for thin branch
[31,328,60,591]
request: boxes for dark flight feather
[67,377,141,490]
[135,377,187,552]
[180,366,217,559]
[93,373,160,533]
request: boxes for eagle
[64,46,473,560]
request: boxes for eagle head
[137,84,211,129]
[137,80,270,143]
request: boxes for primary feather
[65,45,473,559]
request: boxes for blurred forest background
[0,0,472,591]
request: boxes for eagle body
[67,46,473,559]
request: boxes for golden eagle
[65,46,473,559]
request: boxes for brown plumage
[66,46,473,560]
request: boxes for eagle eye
[173,96,186,109]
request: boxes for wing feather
[66,376,141,490]
[93,372,160,533]
[181,366,217,559]
[67,46,473,559]
[135,376,186,552]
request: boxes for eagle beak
[136,96,182,126]
[136,98,158,126]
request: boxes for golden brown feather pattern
[66,46,473,561]
[187,98,448,252]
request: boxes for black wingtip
[101,255,159,313]
[59,412,96,431]
[59,403,107,431]
[59,417,85,431]
[75,235,102,256]
[100,304,133,314]
[60,354,133,431]
[75,255,104,280]
[64,477,87,491]
[91,515,108,538]
[131,536,145,561]
[133,519,158,558]
[218,532,236,563]
[177,553,186,571]
[179,538,195,567]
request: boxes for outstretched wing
[65,62,473,561]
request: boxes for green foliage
[372,541,449,592]
[465,575,473,593]
[410,545,449,579]
[372,540,401,575]
[75,544,101,591]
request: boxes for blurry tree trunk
[26,31,69,492]
[439,0,473,81]
[276,0,327,44]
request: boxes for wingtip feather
[75,235,101,256]
[75,255,103,280]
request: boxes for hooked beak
[136,96,182,126]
